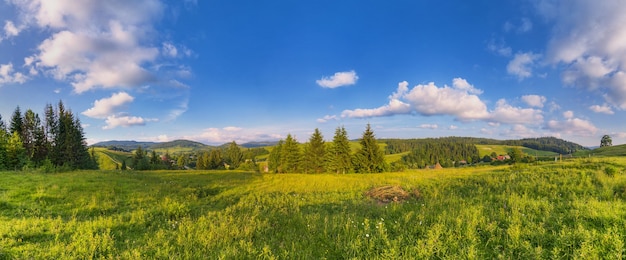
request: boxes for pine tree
[302,128,326,173]
[327,126,352,174]
[0,113,6,133]
[133,146,150,170]
[353,124,386,173]
[281,134,301,173]
[9,106,23,136]
[268,140,284,173]
[224,141,243,169]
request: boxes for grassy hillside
[93,147,133,170]
[2,158,626,258]
[476,144,558,157]
[575,144,626,157]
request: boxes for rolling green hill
[476,145,559,158]
[575,144,626,157]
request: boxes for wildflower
[366,234,370,238]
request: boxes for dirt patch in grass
[365,185,420,204]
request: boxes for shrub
[604,166,618,177]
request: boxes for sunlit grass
[1,158,626,258]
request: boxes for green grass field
[476,144,559,157]
[2,158,626,258]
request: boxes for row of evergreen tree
[384,136,586,155]
[0,102,97,171]
[268,124,387,174]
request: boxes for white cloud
[337,79,549,126]
[156,134,169,142]
[82,92,134,119]
[521,95,547,108]
[589,104,614,114]
[223,126,242,132]
[448,125,458,130]
[419,124,438,129]
[563,110,574,119]
[3,20,20,37]
[103,115,157,130]
[0,63,27,85]
[7,0,170,93]
[535,0,626,107]
[341,98,411,118]
[507,52,540,80]
[488,99,544,124]
[402,81,489,121]
[503,124,538,138]
[316,70,358,88]
[317,115,338,123]
[188,127,282,145]
[452,77,482,94]
[545,118,598,136]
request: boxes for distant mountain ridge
[91,139,277,151]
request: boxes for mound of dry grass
[365,185,420,204]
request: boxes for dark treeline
[0,102,97,171]
[400,142,480,169]
[383,136,587,155]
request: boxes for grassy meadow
[2,158,626,258]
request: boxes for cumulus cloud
[534,0,626,107]
[521,95,547,108]
[0,63,27,85]
[316,70,358,88]
[589,104,614,114]
[341,98,411,118]
[563,110,574,119]
[82,92,134,119]
[103,115,157,130]
[507,52,540,80]
[332,79,550,127]
[4,0,196,94]
[503,124,538,138]
[488,99,543,124]
[449,125,458,130]
[545,118,598,136]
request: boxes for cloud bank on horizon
[0,0,625,146]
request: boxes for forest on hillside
[383,136,586,155]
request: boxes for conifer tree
[9,106,23,136]
[268,140,284,173]
[302,128,326,173]
[327,126,352,174]
[196,152,207,170]
[208,149,223,169]
[224,141,243,169]
[281,134,301,173]
[353,124,386,173]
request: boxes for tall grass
[1,159,625,258]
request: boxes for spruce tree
[327,126,352,174]
[224,141,243,169]
[302,128,326,173]
[281,134,301,173]
[208,149,223,169]
[9,106,23,136]
[353,124,386,173]
[268,140,284,173]
[6,131,27,170]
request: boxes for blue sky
[0,0,625,147]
